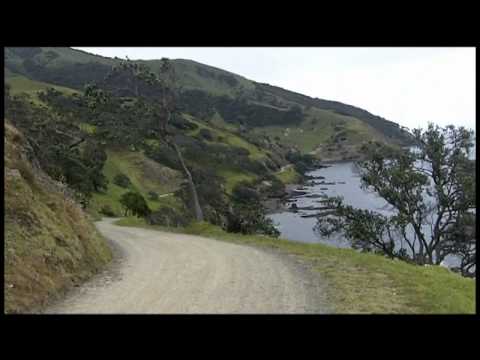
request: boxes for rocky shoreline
[263,168,333,215]
[263,161,352,215]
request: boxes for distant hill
[5,46,415,156]
[4,46,416,230]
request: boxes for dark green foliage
[170,114,198,131]
[226,202,280,237]
[5,47,414,145]
[100,204,116,217]
[4,92,108,205]
[217,74,239,87]
[144,141,180,171]
[178,89,215,120]
[214,95,303,127]
[198,128,214,141]
[113,173,132,188]
[316,124,476,276]
[119,191,151,217]
[286,151,319,175]
[146,207,188,227]
[178,89,303,127]
[226,181,280,237]
[102,61,162,99]
[232,182,261,204]
[196,66,216,79]
[255,82,415,145]
[257,174,287,198]
[147,191,159,201]
[176,167,227,226]
[23,59,112,90]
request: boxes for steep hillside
[3,46,413,233]
[4,121,112,313]
[5,46,415,158]
[90,149,184,217]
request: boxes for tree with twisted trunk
[102,58,204,222]
[316,124,475,277]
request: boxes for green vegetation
[4,122,112,313]
[4,89,109,208]
[318,124,476,277]
[113,173,132,188]
[275,164,301,184]
[115,216,185,233]
[90,149,182,216]
[78,122,97,135]
[6,73,80,98]
[117,219,473,314]
[218,168,257,193]
[186,115,269,160]
[119,191,151,217]
[5,47,471,314]
[143,58,255,97]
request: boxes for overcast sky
[75,47,476,131]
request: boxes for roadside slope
[44,218,329,314]
[4,121,112,313]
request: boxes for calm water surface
[268,162,384,247]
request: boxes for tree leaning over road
[316,124,475,277]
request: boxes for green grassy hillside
[5,46,414,152]
[6,72,79,103]
[90,149,183,217]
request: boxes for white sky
[75,47,476,131]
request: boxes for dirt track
[44,218,330,314]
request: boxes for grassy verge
[114,216,185,233]
[114,219,476,314]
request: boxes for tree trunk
[171,141,204,222]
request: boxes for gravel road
[44,218,330,314]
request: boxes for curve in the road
[44,218,330,314]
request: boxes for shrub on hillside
[119,191,151,217]
[147,191,159,201]
[113,173,132,188]
[146,207,188,227]
[100,204,116,217]
[198,128,214,141]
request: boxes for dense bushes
[178,89,304,127]
[146,207,188,227]
[286,151,319,175]
[100,204,116,217]
[23,59,112,90]
[4,92,109,207]
[119,191,151,217]
[226,182,280,237]
[198,128,214,141]
[113,173,132,188]
[147,191,159,201]
[214,96,303,127]
[178,89,215,120]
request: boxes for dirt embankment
[4,121,112,314]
